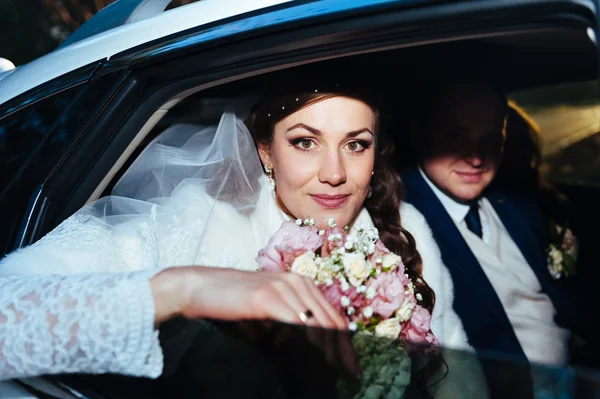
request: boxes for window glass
[0,87,82,196]
[509,80,600,187]
[0,86,81,252]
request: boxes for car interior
[10,5,600,398]
[94,27,600,249]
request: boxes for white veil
[66,97,284,272]
[112,103,263,208]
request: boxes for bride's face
[259,96,375,229]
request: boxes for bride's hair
[245,72,436,315]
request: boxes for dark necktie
[464,204,483,239]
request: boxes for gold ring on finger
[298,309,314,323]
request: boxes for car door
[5,0,600,398]
[0,64,134,254]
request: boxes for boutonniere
[547,220,578,280]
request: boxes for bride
[0,71,486,397]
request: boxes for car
[2,0,600,397]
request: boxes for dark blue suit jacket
[400,166,580,364]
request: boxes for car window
[509,79,600,187]
[47,318,600,399]
[0,87,83,252]
[0,87,82,197]
[0,75,129,252]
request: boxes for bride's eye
[346,140,369,152]
[292,138,316,151]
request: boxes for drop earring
[264,165,275,189]
[367,170,374,198]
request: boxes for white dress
[0,109,486,397]
[0,174,485,398]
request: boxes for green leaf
[562,253,577,276]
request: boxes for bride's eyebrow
[286,123,373,137]
[286,123,322,135]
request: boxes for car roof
[0,0,292,106]
[0,0,596,108]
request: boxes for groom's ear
[257,143,273,168]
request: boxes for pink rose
[367,270,406,319]
[403,328,439,349]
[401,305,434,345]
[256,245,287,272]
[375,240,390,254]
[257,221,323,272]
[369,240,391,269]
[408,304,431,333]
[403,325,428,345]
[320,284,344,313]
[319,280,361,316]
[425,332,440,347]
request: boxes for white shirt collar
[418,167,472,224]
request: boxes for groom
[400,79,588,394]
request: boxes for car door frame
[6,0,600,397]
[28,0,599,248]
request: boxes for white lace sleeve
[0,271,163,381]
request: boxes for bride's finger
[298,276,347,330]
[283,274,338,329]
[244,278,316,325]
[269,276,323,328]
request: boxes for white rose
[550,247,563,265]
[382,253,402,271]
[343,253,371,287]
[396,297,415,322]
[316,267,334,284]
[548,262,562,279]
[291,251,318,279]
[374,317,402,340]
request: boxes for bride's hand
[150,266,347,331]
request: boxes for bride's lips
[310,194,350,209]
[455,171,485,183]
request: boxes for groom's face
[417,82,507,203]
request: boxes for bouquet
[256,218,439,398]
[547,220,578,280]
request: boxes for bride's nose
[317,149,347,186]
